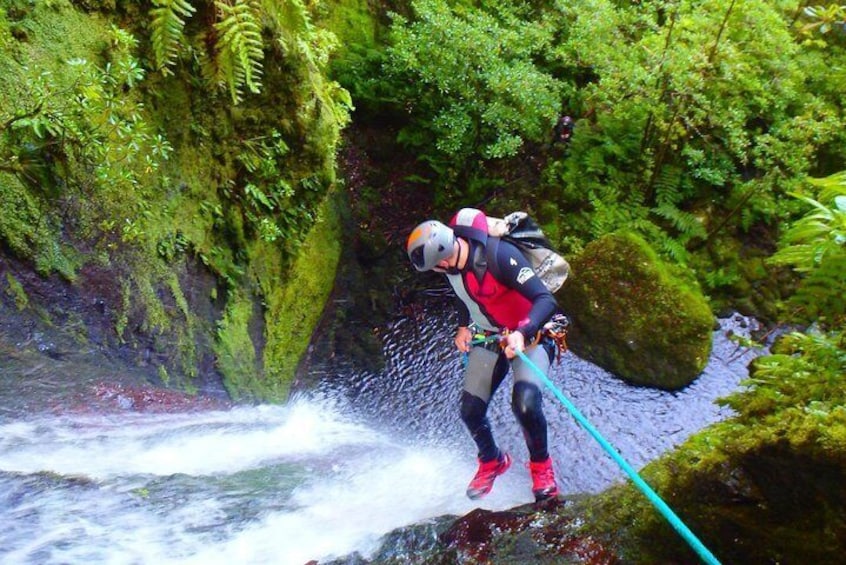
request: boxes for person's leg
[460,346,509,459]
[512,336,559,500]
[511,338,554,462]
[511,381,548,461]
[461,345,510,499]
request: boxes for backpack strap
[484,235,502,282]
[452,224,488,244]
[452,224,501,283]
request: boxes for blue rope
[513,348,721,565]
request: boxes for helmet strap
[444,238,463,275]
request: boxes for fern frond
[653,165,683,207]
[215,0,265,103]
[149,0,196,75]
[809,171,846,203]
[652,203,707,239]
[660,236,689,263]
[260,0,310,44]
[769,175,846,327]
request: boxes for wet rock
[333,499,620,565]
[559,232,713,390]
[72,382,232,414]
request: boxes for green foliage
[709,170,846,542]
[799,4,846,37]
[729,330,846,419]
[0,12,170,274]
[146,0,352,120]
[768,172,846,327]
[385,0,564,193]
[236,129,294,242]
[542,0,844,269]
[0,0,350,399]
[149,0,196,75]
[702,265,741,291]
[214,0,264,104]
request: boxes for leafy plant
[385,0,564,193]
[799,4,846,36]
[535,0,846,288]
[1,24,172,269]
[768,172,846,328]
[213,0,264,103]
[719,170,845,448]
[149,0,196,75]
[148,0,266,103]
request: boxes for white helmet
[406,220,455,271]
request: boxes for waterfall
[0,313,768,564]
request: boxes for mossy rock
[559,231,713,390]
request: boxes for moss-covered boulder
[579,407,846,564]
[559,231,713,390]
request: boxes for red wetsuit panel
[462,269,532,331]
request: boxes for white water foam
[0,396,532,565]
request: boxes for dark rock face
[437,500,620,564]
[326,499,622,564]
[0,252,229,399]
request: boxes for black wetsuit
[446,238,559,463]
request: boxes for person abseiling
[551,115,574,148]
[406,208,561,502]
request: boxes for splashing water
[0,313,770,564]
[0,398,528,564]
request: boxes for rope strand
[512,348,721,565]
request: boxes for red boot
[466,452,512,500]
[529,457,559,501]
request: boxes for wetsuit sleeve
[492,239,558,339]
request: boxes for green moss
[261,188,343,400]
[0,172,80,278]
[317,0,377,51]
[1,0,348,398]
[579,325,846,561]
[215,289,260,401]
[4,272,29,310]
[0,2,109,81]
[560,231,714,389]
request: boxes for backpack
[451,209,571,293]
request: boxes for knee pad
[511,381,543,421]
[460,391,489,429]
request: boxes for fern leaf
[652,203,707,239]
[214,0,265,103]
[653,165,683,207]
[149,0,196,75]
[260,0,310,46]
[661,237,689,263]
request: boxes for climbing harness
[511,347,721,565]
[462,318,569,368]
[542,313,569,361]
[467,315,569,358]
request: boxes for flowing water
[0,306,769,564]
